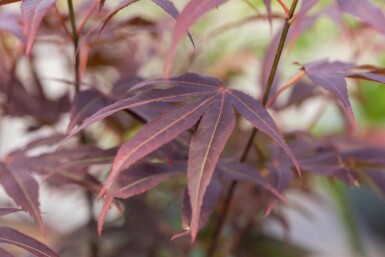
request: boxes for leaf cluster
[0,0,385,256]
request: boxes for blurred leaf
[0,163,45,234]
[0,227,59,257]
[21,0,58,54]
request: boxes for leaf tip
[98,195,114,236]
[264,200,276,217]
[295,163,302,178]
[97,186,108,200]
[347,109,356,129]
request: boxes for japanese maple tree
[0,0,385,256]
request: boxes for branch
[67,0,81,92]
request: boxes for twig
[67,0,81,92]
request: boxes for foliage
[0,0,385,256]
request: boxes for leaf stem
[266,70,305,108]
[277,0,290,16]
[67,0,80,92]
[205,1,299,256]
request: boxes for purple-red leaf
[98,162,185,234]
[343,67,385,85]
[59,72,299,240]
[109,162,185,198]
[0,163,44,234]
[21,0,58,54]
[302,60,356,126]
[103,95,215,195]
[300,152,343,176]
[218,162,286,202]
[0,227,59,257]
[68,89,109,132]
[342,147,385,166]
[228,89,300,175]
[268,165,294,193]
[187,93,235,241]
[0,208,21,217]
[177,176,221,240]
[65,86,209,140]
[336,0,385,35]
[164,0,226,77]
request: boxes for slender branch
[67,0,81,92]
[205,1,300,256]
[67,1,97,256]
[263,0,299,106]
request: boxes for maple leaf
[0,163,45,234]
[343,66,385,85]
[301,60,385,127]
[0,227,59,257]
[0,76,70,127]
[176,162,285,240]
[218,162,286,202]
[68,89,109,132]
[342,146,385,166]
[65,72,300,241]
[21,0,58,54]
[98,161,185,234]
[336,0,385,35]
[176,175,221,239]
